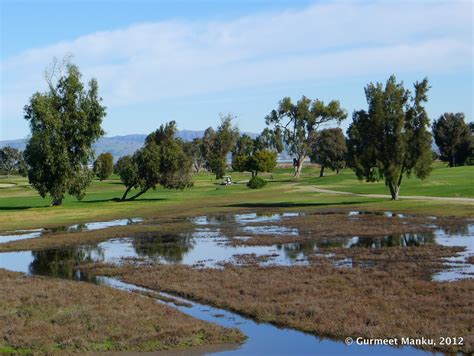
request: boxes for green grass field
[303,162,474,198]
[0,163,472,231]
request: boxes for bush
[247,176,267,189]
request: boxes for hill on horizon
[0,130,259,160]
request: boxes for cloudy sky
[1,0,472,140]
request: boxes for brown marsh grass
[0,269,244,353]
[84,245,474,354]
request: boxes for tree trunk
[127,187,150,201]
[51,198,63,206]
[293,156,305,178]
[121,186,132,201]
[319,165,325,177]
[388,181,400,200]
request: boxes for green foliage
[0,146,27,176]
[204,115,239,179]
[247,176,267,189]
[119,121,193,200]
[93,152,114,181]
[309,128,347,177]
[432,113,472,167]
[115,155,139,200]
[248,150,277,175]
[23,61,106,205]
[232,134,277,177]
[183,138,206,173]
[347,75,432,200]
[255,128,284,153]
[265,96,347,177]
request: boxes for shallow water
[0,211,471,355]
[432,224,474,281]
[99,277,433,356]
[0,218,143,244]
[0,213,472,280]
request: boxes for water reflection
[0,212,472,282]
[0,218,143,244]
[29,247,102,282]
[131,233,193,263]
[347,232,435,248]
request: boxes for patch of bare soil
[0,269,244,353]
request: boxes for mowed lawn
[303,162,474,198]
[0,163,473,231]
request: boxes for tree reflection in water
[30,245,103,283]
[131,233,194,263]
[349,232,435,248]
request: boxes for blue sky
[1,0,472,140]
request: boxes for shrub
[247,176,267,189]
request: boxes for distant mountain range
[1,131,437,161]
[0,130,260,160]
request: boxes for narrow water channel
[1,212,471,355]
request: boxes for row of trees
[18,60,472,204]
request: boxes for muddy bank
[84,249,474,354]
[0,269,244,353]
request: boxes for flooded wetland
[1,210,473,354]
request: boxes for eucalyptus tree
[432,113,471,167]
[118,121,193,201]
[347,75,432,200]
[309,128,347,177]
[0,146,26,176]
[23,61,106,205]
[204,115,239,179]
[184,138,206,173]
[232,133,277,177]
[93,152,114,180]
[265,96,347,178]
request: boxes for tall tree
[309,128,347,177]
[254,127,284,153]
[115,155,139,200]
[432,113,471,167]
[265,96,347,178]
[205,115,239,179]
[232,133,277,177]
[347,75,432,200]
[183,138,206,173]
[0,146,25,176]
[23,61,106,205]
[93,152,114,180]
[119,121,193,201]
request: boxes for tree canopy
[0,146,27,176]
[118,121,193,201]
[203,115,239,179]
[432,113,472,167]
[309,128,347,177]
[23,61,106,205]
[93,152,114,180]
[347,75,432,200]
[265,96,347,178]
[232,133,277,178]
[183,138,206,173]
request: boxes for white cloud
[1,0,472,129]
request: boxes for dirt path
[297,185,474,203]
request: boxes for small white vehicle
[222,176,232,186]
